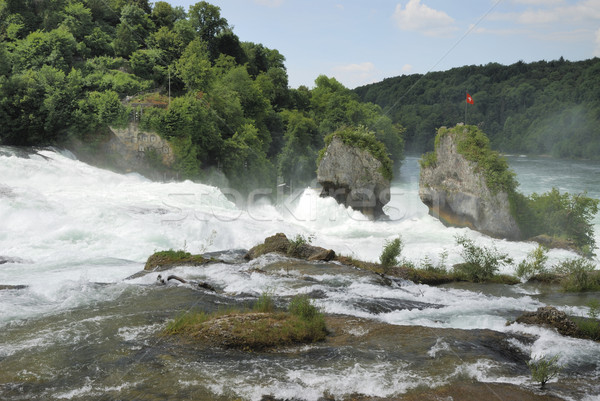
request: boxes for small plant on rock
[287,234,313,256]
[420,250,448,273]
[575,300,600,340]
[527,354,562,389]
[555,257,600,292]
[379,236,403,274]
[254,291,275,313]
[516,244,549,279]
[454,235,513,282]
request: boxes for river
[0,147,599,400]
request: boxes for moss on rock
[144,249,209,271]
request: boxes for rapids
[0,146,599,400]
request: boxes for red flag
[466,93,474,104]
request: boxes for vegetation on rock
[164,293,327,350]
[437,125,518,194]
[527,354,562,389]
[420,125,599,254]
[379,236,403,274]
[144,249,208,271]
[554,257,600,292]
[453,235,513,282]
[244,233,335,262]
[318,125,394,181]
[516,245,549,280]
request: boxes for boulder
[244,233,336,261]
[317,136,391,220]
[419,125,521,239]
[515,306,580,338]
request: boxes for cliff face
[109,122,174,167]
[317,136,390,219]
[419,127,521,240]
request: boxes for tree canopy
[0,0,402,192]
[355,58,600,160]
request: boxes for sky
[168,0,600,89]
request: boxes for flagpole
[464,89,468,124]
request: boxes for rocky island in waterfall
[419,124,521,239]
[419,124,599,255]
[317,126,393,220]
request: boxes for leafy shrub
[555,257,600,292]
[575,300,600,340]
[287,234,313,256]
[254,291,275,313]
[527,354,562,388]
[516,245,549,279]
[379,237,403,274]
[420,250,448,273]
[419,151,437,169]
[288,295,327,342]
[523,189,599,254]
[288,294,321,321]
[454,235,513,282]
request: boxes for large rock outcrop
[244,233,336,262]
[419,125,521,239]
[317,136,391,219]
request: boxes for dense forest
[355,58,600,159]
[0,0,403,191]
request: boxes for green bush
[288,295,320,321]
[254,291,275,313]
[555,257,600,292]
[527,354,562,389]
[379,237,403,274]
[419,151,437,169]
[287,234,313,256]
[524,189,599,254]
[575,300,600,340]
[516,245,549,279]
[454,235,513,282]
[420,250,448,273]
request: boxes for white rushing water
[1,147,600,400]
[1,148,597,320]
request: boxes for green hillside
[0,0,402,190]
[355,58,600,159]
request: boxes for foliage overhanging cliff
[0,0,403,191]
[355,57,600,159]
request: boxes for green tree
[13,27,78,72]
[221,123,275,191]
[277,110,318,186]
[151,1,177,29]
[149,26,183,63]
[187,1,228,59]
[59,2,92,41]
[113,4,154,57]
[175,37,213,92]
[130,48,166,83]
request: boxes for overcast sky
[168,0,600,89]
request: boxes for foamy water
[1,147,599,400]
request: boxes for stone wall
[109,122,174,167]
